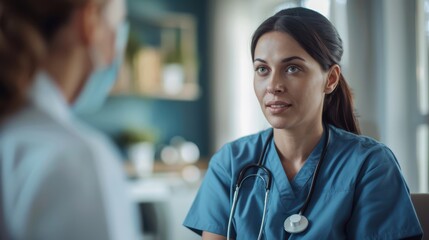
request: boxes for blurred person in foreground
[0,0,141,239]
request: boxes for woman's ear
[76,2,101,47]
[325,64,341,94]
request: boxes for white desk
[128,174,201,240]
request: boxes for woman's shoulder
[208,129,272,169]
[0,105,119,166]
[329,125,390,153]
[328,125,400,171]
[231,128,272,147]
[0,106,73,146]
[217,129,272,155]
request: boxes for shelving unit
[112,11,200,101]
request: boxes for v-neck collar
[266,128,328,203]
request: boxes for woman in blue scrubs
[184,7,423,240]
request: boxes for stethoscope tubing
[227,123,330,239]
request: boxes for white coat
[0,72,141,240]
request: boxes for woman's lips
[266,101,292,114]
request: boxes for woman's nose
[266,74,285,94]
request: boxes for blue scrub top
[183,125,423,239]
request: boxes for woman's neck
[41,48,90,104]
[273,121,324,179]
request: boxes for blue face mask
[73,22,129,114]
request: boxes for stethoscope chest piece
[284,214,309,234]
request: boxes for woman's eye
[286,66,300,73]
[255,66,268,75]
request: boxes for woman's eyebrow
[253,58,267,63]
[281,56,305,63]
[253,56,305,63]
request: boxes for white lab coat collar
[29,71,72,123]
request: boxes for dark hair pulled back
[251,7,360,134]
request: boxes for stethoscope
[226,123,330,240]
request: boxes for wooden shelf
[124,160,208,178]
[111,83,200,101]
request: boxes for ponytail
[323,73,361,134]
[0,3,46,123]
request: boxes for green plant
[117,128,158,147]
